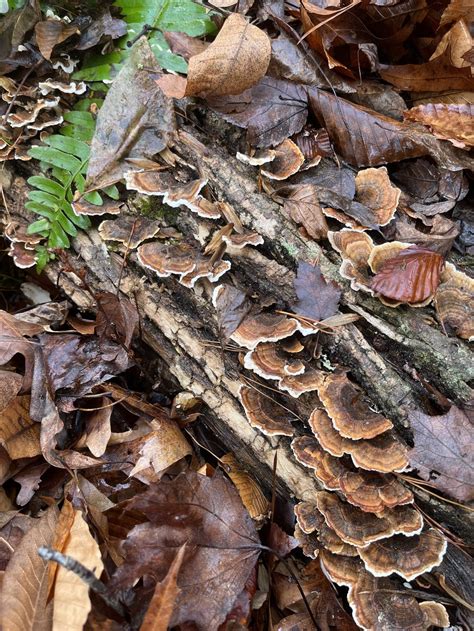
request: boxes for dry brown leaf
[52,509,104,631]
[440,0,474,27]
[0,395,41,459]
[221,453,269,521]
[139,544,187,631]
[2,506,59,631]
[186,13,271,97]
[35,19,79,60]
[79,402,112,458]
[282,183,328,240]
[404,103,474,148]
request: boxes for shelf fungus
[435,262,474,340]
[179,258,231,288]
[278,368,325,398]
[221,231,264,249]
[317,372,393,440]
[238,385,294,436]
[137,242,197,277]
[260,139,305,180]
[309,409,409,473]
[231,313,300,350]
[357,529,447,580]
[98,216,162,249]
[339,471,413,513]
[321,551,449,631]
[244,342,305,381]
[291,435,346,490]
[328,229,374,292]
[316,492,422,548]
[354,167,400,228]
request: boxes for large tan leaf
[2,506,59,631]
[186,13,271,97]
[405,103,474,148]
[52,510,104,631]
[0,395,41,459]
[140,544,186,631]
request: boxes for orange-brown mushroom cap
[260,139,304,180]
[316,492,422,547]
[278,368,325,398]
[309,408,409,473]
[317,372,393,440]
[294,501,324,534]
[291,435,346,490]
[222,231,264,249]
[328,229,374,293]
[244,342,305,381]
[98,216,161,249]
[435,262,474,341]
[231,313,300,350]
[179,258,231,288]
[239,385,294,436]
[357,529,447,580]
[339,470,413,513]
[320,549,363,587]
[354,167,400,228]
[137,242,197,277]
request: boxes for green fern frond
[26,99,119,266]
[73,0,216,83]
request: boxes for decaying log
[8,119,473,548]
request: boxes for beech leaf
[408,406,474,502]
[112,471,260,630]
[293,261,341,321]
[185,13,271,97]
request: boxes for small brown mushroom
[418,602,450,628]
[72,198,122,216]
[354,167,400,227]
[244,342,305,381]
[291,435,346,490]
[98,216,162,249]
[231,313,300,350]
[222,231,264,249]
[38,79,87,95]
[294,501,324,534]
[435,262,474,340]
[260,139,304,180]
[357,529,447,580]
[317,372,393,440]
[320,549,363,587]
[236,149,276,166]
[316,492,422,547]
[239,385,294,436]
[179,258,231,288]
[278,368,325,398]
[137,242,196,277]
[8,242,36,268]
[318,521,359,557]
[328,229,374,292]
[309,409,409,473]
[294,524,319,558]
[339,471,413,513]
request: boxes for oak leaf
[186,13,271,97]
[111,471,260,630]
[408,405,473,502]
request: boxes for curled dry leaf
[281,183,329,240]
[0,395,41,459]
[112,471,260,630]
[370,246,445,305]
[408,405,474,502]
[95,291,138,349]
[52,510,104,631]
[35,19,79,60]
[1,506,59,631]
[186,13,271,98]
[405,103,474,148]
[212,284,251,339]
[221,453,269,521]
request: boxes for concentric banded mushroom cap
[328,229,374,292]
[317,372,393,440]
[222,231,264,249]
[320,549,363,587]
[98,216,161,249]
[339,470,413,513]
[231,313,300,350]
[435,262,474,340]
[260,139,304,180]
[137,242,196,277]
[244,342,305,382]
[239,385,294,436]
[291,435,346,490]
[354,167,400,228]
[278,368,325,398]
[179,258,231,288]
[357,529,447,580]
[309,409,409,473]
[294,501,324,534]
[316,492,422,548]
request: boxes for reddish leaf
[111,471,260,630]
[371,246,444,304]
[408,406,473,502]
[209,77,308,148]
[293,262,341,321]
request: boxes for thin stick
[399,475,474,512]
[38,546,127,618]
